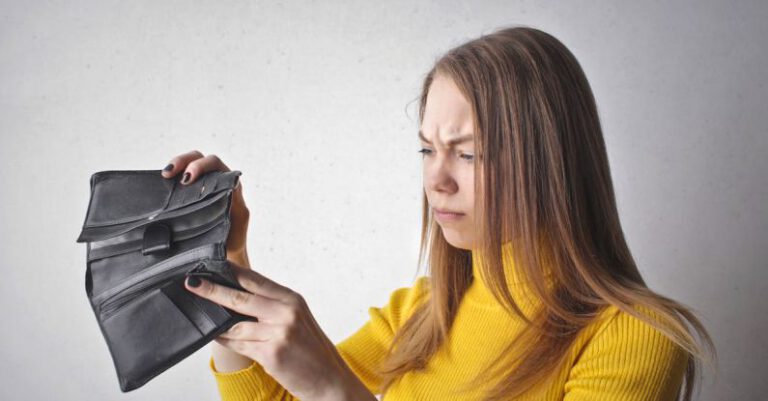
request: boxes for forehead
[420,74,474,142]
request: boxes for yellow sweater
[209,246,688,400]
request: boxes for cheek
[461,168,474,195]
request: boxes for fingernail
[186,276,201,288]
[181,172,190,184]
[163,163,174,172]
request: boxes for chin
[442,230,472,250]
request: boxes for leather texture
[76,169,253,392]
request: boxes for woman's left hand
[184,264,374,401]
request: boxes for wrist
[317,369,376,401]
[210,341,254,373]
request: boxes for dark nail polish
[187,276,201,288]
[163,163,174,172]
[181,172,190,184]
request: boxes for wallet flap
[84,192,231,261]
[84,171,176,227]
[76,170,241,243]
[77,189,230,245]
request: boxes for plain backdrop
[1,1,766,400]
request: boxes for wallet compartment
[100,280,232,391]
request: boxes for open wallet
[75,169,255,392]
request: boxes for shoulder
[383,276,431,315]
[367,276,431,333]
[564,304,690,399]
[590,304,681,341]
[570,303,689,379]
[584,304,687,355]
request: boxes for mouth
[434,208,464,215]
[434,208,465,222]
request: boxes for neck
[466,241,554,312]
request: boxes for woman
[162,26,716,401]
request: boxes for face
[419,73,478,250]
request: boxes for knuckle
[288,291,305,308]
[282,308,299,325]
[187,158,203,171]
[202,281,217,297]
[249,271,268,288]
[191,150,204,158]
[230,290,251,308]
[227,322,243,336]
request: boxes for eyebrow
[418,130,474,146]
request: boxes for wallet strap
[160,280,232,335]
[142,222,173,255]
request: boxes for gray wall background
[1,1,765,400]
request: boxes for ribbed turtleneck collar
[465,241,554,311]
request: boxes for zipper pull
[186,261,216,279]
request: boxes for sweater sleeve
[208,276,431,400]
[563,305,690,401]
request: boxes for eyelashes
[418,148,475,162]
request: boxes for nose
[424,154,458,194]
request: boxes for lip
[434,208,465,222]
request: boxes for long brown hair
[375,25,717,400]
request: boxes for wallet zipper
[93,244,218,320]
[92,243,217,305]
[98,261,206,321]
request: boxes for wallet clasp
[142,222,172,255]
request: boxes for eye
[459,152,474,162]
[418,148,475,162]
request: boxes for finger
[214,337,264,358]
[231,266,298,304]
[161,150,205,178]
[231,176,247,211]
[181,154,230,185]
[218,321,275,342]
[185,276,282,321]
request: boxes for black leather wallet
[76,169,253,392]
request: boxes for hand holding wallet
[76,169,254,392]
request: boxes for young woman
[162,26,716,401]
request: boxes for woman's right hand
[160,150,251,265]
[161,150,258,373]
